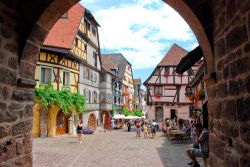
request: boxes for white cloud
[82,0,197,70]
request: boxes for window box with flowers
[154,93,161,99]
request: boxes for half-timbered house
[33,3,100,137]
[101,54,135,111]
[143,44,197,129]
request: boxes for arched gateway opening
[0,0,249,166]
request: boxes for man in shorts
[186,123,209,167]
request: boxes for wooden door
[104,112,110,129]
[88,114,96,130]
[56,110,68,135]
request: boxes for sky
[80,0,198,89]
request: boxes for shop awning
[176,46,203,73]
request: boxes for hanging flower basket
[154,93,161,98]
[101,98,107,104]
[163,72,169,78]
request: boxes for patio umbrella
[113,114,125,119]
[124,115,136,120]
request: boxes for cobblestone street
[33,129,204,167]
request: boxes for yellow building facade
[35,51,80,92]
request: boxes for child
[143,123,148,138]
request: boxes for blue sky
[80,0,198,89]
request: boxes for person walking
[76,120,83,144]
[151,120,157,139]
[110,118,115,131]
[143,123,148,138]
[135,120,141,139]
[147,120,152,138]
[127,120,131,132]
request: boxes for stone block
[217,82,227,98]
[19,61,36,80]
[0,68,16,86]
[24,133,32,154]
[7,57,18,69]
[0,102,7,110]
[21,41,40,64]
[14,153,32,167]
[12,120,32,136]
[16,137,24,155]
[240,123,250,145]
[235,140,250,155]
[223,65,230,80]
[3,43,17,54]
[215,38,225,58]
[8,103,23,110]
[209,134,226,160]
[236,97,250,122]
[230,57,250,78]
[0,51,7,64]
[0,111,18,123]
[0,27,11,38]
[12,89,34,102]
[24,104,33,117]
[244,75,250,93]
[240,156,250,167]
[28,24,48,46]
[0,138,16,163]
[224,154,239,167]
[228,80,239,96]
[226,25,248,52]
[0,125,8,138]
[244,41,250,54]
[224,99,236,121]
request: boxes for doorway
[170,109,177,120]
[88,113,97,130]
[56,110,68,135]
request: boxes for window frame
[62,70,70,87]
[40,66,53,84]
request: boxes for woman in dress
[76,120,83,143]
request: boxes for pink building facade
[144,44,197,129]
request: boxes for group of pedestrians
[127,119,158,139]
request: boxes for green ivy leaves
[34,84,86,114]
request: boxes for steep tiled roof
[43,3,84,49]
[101,53,131,79]
[158,43,188,66]
[102,55,118,70]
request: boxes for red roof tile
[101,55,118,70]
[158,43,188,66]
[43,3,84,49]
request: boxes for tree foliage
[121,107,143,117]
[34,84,86,114]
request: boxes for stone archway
[88,113,97,130]
[0,0,249,166]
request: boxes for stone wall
[0,2,33,166]
[208,0,250,166]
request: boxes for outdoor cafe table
[168,130,187,143]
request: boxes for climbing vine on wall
[34,84,86,114]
